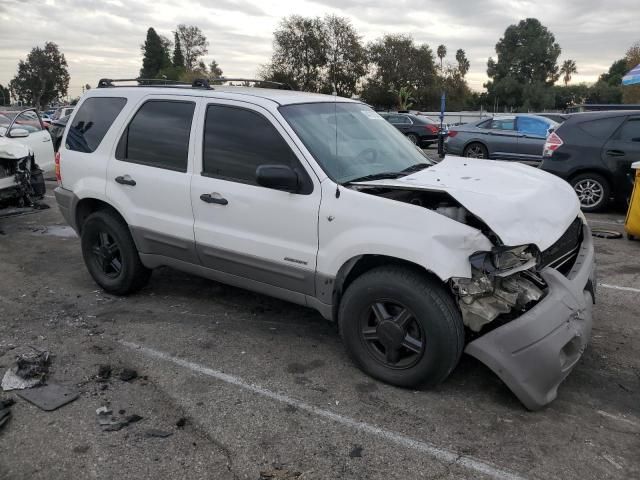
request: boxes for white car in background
[0,109,55,172]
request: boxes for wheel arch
[567,167,613,186]
[328,254,448,322]
[75,197,129,235]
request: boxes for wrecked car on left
[0,137,45,209]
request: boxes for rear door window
[517,117,552,137]
[116,100,195,172]
[616,117,640,142]
[490,118,515,130]
[577,116,625,140]
[67,97,127,153]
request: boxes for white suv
[55,80,596,410]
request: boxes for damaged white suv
[55,80,595,410]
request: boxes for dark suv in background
[540,111,640,212]
[379,112,440,147]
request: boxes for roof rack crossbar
[96,77,293,90]
[211,77,294,90]
[97,78,212,89]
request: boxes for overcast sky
[0,0,637,99]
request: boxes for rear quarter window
[576,116,625,140]
[67,97,127,153]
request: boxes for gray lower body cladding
[465,226,595,410]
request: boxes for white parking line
[121,340,526,480]
[599,283,640,293]
[587,219,624,227]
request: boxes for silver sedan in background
[445,114,558,163]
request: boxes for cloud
[0,0,636,97]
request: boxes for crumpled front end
[0,149,45,208]
[459,221,595,410]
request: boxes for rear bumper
[54,186,78,232]
[465,225,595,410]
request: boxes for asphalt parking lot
[0,180,639,480]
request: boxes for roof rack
[96,77,293,91]
[97,78,212,89]
[212,77,294,90]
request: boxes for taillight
[543,132,563,157]
[55,151,61,183]
[448,130,458,137]
[426,125,438,134]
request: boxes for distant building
[566,104,640,113]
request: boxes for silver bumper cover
[465,225,595,410]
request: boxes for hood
[0,137,31,160]
[352,155,580,251]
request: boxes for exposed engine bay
[0,154,46,208]
[354,185,579,335]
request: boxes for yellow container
[624,161,640,240]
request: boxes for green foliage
[388,86,414,110]
[262,16,328,92]
[176,24,208,70]
[140,28,171,78]
[437,45,447,69]
[320,15,367,96]
[9,42,69,109]
[209,60,223,78]
[362,34,438,109]
[599,58,627,86]
[560,59,577,86]
[172,31,185,69]
[0,84,9,106]
[455,49,470,77]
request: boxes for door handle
[115,175,136,186]
[606,149,625,157]
[200,193,228,205]
[42,137,51,142]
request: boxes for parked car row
[379,112,441,147]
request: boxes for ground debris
[96,365,112,381]
[97,406,143,431]
[144,428,173,438]
[17,383,78,411]
[349,445,363,458]
[259,466,303,479]
[1,349,50,391]
[118,368,138,382]
[176,417,187,428]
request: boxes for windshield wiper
[399,163,430,174]
[345,172,405,184]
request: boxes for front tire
[463,142,488,159]
[570,173,610,212]
[80,210,151,295]
[338,266,464,388]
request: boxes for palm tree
[455,49,470,77]
[388,86,414,111]
[560,59,578,86]
[437,45,447,70]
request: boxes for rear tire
[463,142,488,159]
[406,133,419,145]
[338,266,464,388]
[80,210,151,295]
[570,173,610,212]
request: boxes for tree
[389,86,414,111]
[176,25,208,70]
[560,59,577,86]
[262,16,327,91]
[172,32,185,69]
[209,60,223,78]
[140,28,171,78]
[9,42,69,109]
[321,15,367,96]
[599,58,627,86]
[0,84,9,106]
[623,41,640,104]
[486,18,561,110]
[437,45,447,70]
[455,49,470,77]
[362,34,437,108]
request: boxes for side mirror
[9,128,29,138]
[256,165,299,193]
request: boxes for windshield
[280,102,432,184]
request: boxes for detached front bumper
[465,226,595,410]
